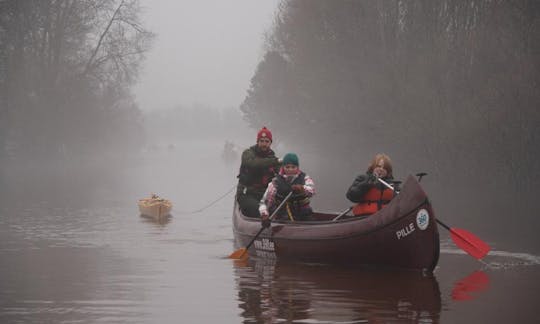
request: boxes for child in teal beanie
[260,152,315,223]
[282,153,299,166]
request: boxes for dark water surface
[1,139,539,323]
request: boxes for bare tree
[0,0,154,161]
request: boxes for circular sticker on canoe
[416,209,429,230]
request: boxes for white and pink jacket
[259,167,315,217]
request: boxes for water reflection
[233,258,441,323]
[139,214,172,226]
[451,270,490,301]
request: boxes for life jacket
[274,172,310,209]
[237,146,277,194]
[352,185,394,216]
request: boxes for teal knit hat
[282,153,299,166]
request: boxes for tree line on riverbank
[0,0,153,164]
[243,0,539,179]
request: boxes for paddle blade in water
[229,248,248,259]
[450,228,491,259]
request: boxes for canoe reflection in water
[233,258,441,323]
[139,213,172,226]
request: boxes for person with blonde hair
[346,153,395,216]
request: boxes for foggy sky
[134,0,279,111]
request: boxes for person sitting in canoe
[346,153,395,216]
[259,153,315,225]
[236,127,281,218]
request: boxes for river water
[1,139,539,323]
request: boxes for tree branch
[82,0,125,76]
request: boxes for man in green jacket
[236,127,281,218]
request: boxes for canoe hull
[233,175,439,271]
[138,199,172,219]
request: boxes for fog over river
[1,138,539,323]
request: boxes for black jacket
[346,172,393,203]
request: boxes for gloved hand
[277,182,292,196]
[367,173,377,183]
[291,184,304,193]
[261,214,271,228]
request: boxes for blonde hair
[367,153,393,177]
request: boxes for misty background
[1,0,539,255]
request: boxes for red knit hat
[257,126,272,142]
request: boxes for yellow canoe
[138,195,172,219]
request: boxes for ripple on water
[440,244,540,269]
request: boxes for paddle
[229,191,293,259]
[332,206,353,221]
[435,220,491,259]
[377,177,490,260]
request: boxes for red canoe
[232,175,440,271]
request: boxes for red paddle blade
[450,228,491,259]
